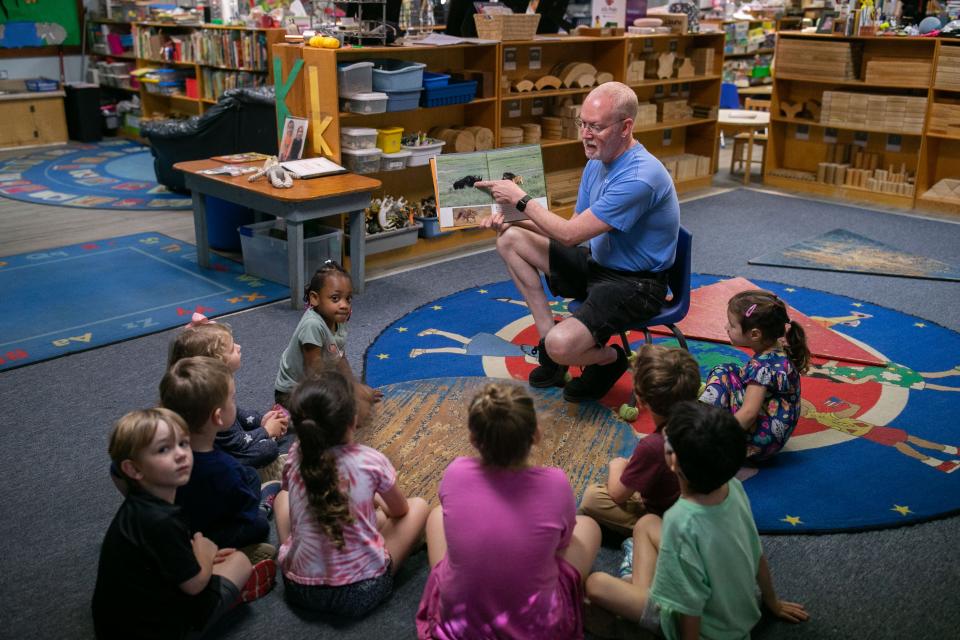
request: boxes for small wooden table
[175,159,381,308]
[718,109,770,185]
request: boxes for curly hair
[728,289,810,373]
[167,323,233,368]
[468,382,537,468]
[289,371,358,549]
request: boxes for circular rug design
[364,274,960,534]
[0,139,191,210]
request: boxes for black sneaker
[529,339,567,388]
[563,344,629,402]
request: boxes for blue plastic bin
[206,196,255,252]
[26,78,59,92]
[422,71,450,89]
[421,80,477,108]
[370,59,426,92]
[386,88,422,112]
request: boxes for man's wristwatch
[515,195,531,212]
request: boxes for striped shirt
[279,441,396,586]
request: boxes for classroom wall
[0,56,85,83]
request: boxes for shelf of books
[87,19,284,120]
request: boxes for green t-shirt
[275,309,347,393]
[650,478,762,640]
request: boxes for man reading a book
[476,82,680,403]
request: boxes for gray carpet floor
[1,188,958,639]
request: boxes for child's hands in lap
[262,410,289,438]
[213,548,237,564]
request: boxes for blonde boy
[92,408,253,639]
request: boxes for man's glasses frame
[574,117,626,134]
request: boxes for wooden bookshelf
[767,33,959,216]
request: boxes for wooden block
[780,102,803,119]
[691,48,715,75]
[574,73,596,88]
[626,60,645,84]
[533,75,562,91]
[512,79,534,93]
[596,71,614,85]
[676,59,695,79]
[657,52,676,80]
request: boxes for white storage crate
[337,61,374,97]
[238,220,342,287]
[341,92,388,114]
[341,147,382,174]
[340,127,378,150]
[401,139,445,166]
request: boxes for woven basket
[473,14,541,41]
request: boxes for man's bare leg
[496,226,557,339]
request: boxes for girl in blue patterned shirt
[700,290,810,460]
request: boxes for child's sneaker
[240,559,277,603]
[618,537,634,579]
[259,480,282,519]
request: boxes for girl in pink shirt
[273,372,429,617]
[416,383,602,639]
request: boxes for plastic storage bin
[421,80,478,108]
[376,127,403,153]
[401,139,445,166]
[337,61,374,97]
[340,147,382,174]
[386,89,421,112]
[422,71,450,88]
[341,126,378,150]
[239,220,342,287]
[380,150,411,171]
[370,60,427,92]
[341,92,388,115]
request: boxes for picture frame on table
[816,12,836,34]
[278,116,308,162]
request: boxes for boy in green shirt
[585,401,808,639]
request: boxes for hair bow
[186,312,215,329]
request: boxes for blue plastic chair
[720,82,740,109]
[569,225,693,356]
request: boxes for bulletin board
[0,0,83,54]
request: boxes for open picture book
[430,144,548,230]
[280,156,346,179]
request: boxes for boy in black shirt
[92,408,272,639]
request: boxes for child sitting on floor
[161,356,280,562]
[585,401,808,639]
[579,344,701,535]
[92,408,274,640]
[274,261,381,423]
[416,382,602,639]
[700,289,810,461]
[169,314,288,480]
[274,371,429,616]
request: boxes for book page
[280,157,346,179]
[432,145,547,230]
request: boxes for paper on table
[280,157,346,179]
[416,33,499,46]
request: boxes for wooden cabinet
[0,90,68,149]
[86,19,285,121]
[766,33,959,216]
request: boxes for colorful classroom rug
[0,232,289,371]
[0,139,191,210]
[748,228,960,282]
[364,274,960,534]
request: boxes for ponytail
[289,372,357,549]
[783,320,810,374]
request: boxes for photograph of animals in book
[431,145,547,230]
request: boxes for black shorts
[283,561,394,617]
[547,240,668,347]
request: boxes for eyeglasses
[574,117,625,134]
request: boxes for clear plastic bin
[376,127,403,153]
[341,127,378,150]
[238,220,342,287]
[386,89,421,112]
[341,147,382,174]
[401,140,445,167]
[337,61,374,97]
[341,92,388,114]
[380,150,411,171]
[370,60,427,92]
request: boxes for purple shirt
[417,457,584,639]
